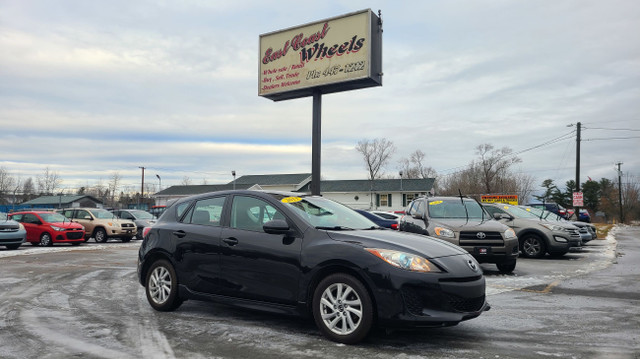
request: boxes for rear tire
[145,259,183,311]
[312,273,373,344]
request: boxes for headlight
[18,223,25,231]
[434,226,455,238]
[540,223,565,231]
[51,225,65,231]
[365,248,442,273]
[504,228,517,239]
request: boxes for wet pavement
[0,227,638,359]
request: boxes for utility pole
[617,162,624,223]
[139,166,145,207]
[575,122,581,217]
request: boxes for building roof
[231,173,311,186]
[20,195,103,206]
[155,183,253,197]
[297,178,435,193]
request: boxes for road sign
[573,192,584,207]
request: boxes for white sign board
[573,192,584,207]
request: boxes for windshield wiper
[315,226,355,230]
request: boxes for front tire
[496,261,516,273]
[5,244,21,250]
[40,233,53,247]
[121,236,132,243]
[312,273,374,344]
[94,228,108,243]
[145,259,183,312]
[520,234,546,258]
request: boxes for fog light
[553,236,567,243]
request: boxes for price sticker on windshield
[428,200,443,205]
[281,197,302,203]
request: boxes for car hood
[51,222,84,229]
[326,228,468,259]
[429,218,507,231]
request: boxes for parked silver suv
[483,203,581,258]
[399,196,519,273]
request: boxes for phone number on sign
[306,61,366,80]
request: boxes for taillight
[142,226,152,238]
[391,223,398,230]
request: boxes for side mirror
[493,213,512,221]
[263,219,295,236]
[413,212,424,220]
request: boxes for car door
[71,209,94,237]
[21,213,42,241]
[219,194,303,305]
[172,196,226,295]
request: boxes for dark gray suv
[399,197,519,273]
[483,203,581,258]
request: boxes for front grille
[401,282,485,316]
[459,231,504,247]
[444,293,486,312]
[66,231,84,239]
[121,223,134,228]
[0,226,19,232]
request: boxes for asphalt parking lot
[1,227,639,359]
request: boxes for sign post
[259,9,383,195]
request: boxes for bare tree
[36,167,62,195]
[475,144,522,193]
[181,176,192,186]
[355,138,396,180]
[22,177,35,201]
[108,172,122,207]
[0,167,16,204]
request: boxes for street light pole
[139,166,145,207]
[156,174,161,192]
[232,170,236,190]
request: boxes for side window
[485,206,502,216]
[189,197,225,226]
[24,213,39,224]
[121,212,133,220]
[414,200,425,216]
[77,210,90,219]
[231,196,283,232]
[176,202,191,220]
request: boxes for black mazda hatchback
[138,190,489,344]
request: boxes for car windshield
[427,199,486,219]
[90,209,116,219]
[130,210,155,220]
[40,212,69,223]
[522,206,563,221]
[274,195,376,230]
[500,205,541,219]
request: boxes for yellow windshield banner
[481,195,518,205]
[281,196,303,203]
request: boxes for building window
[379,194,392,207]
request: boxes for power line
[583,136,640,141]
[583,126,640,132]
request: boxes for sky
[1,0,639,196]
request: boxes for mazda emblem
[476,232,486,239]
[467,259,478,272]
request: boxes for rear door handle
[172,230,186,238]
[223,237,239,246]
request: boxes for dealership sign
[481,195,519,205]
[259,9,383,101]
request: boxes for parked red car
[9,211,85,246]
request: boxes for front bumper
[367,254,489,328]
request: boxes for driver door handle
[223,237,239,246]
[172,230,186,238]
